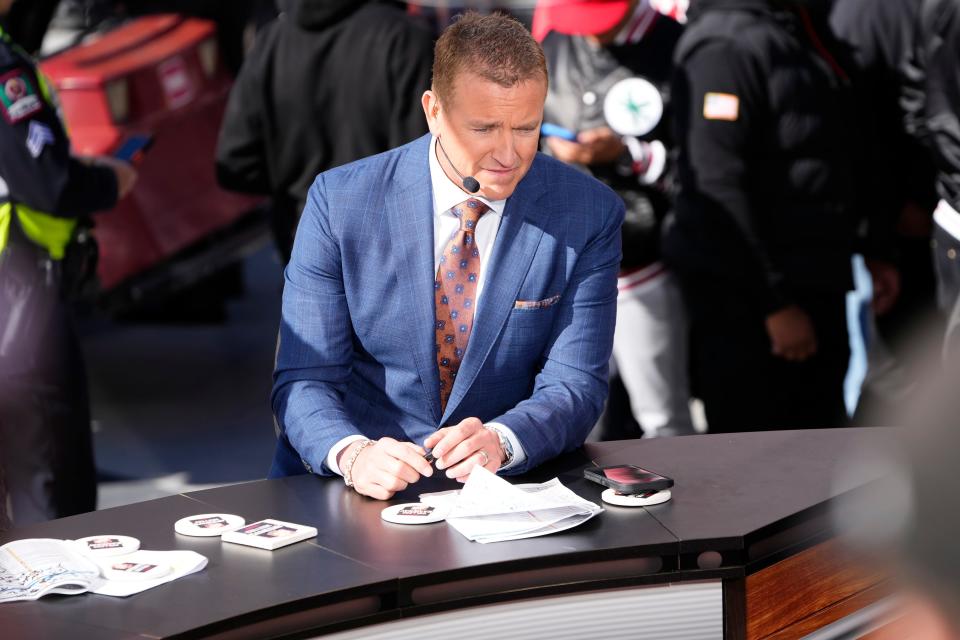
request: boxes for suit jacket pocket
[500,297,560,360]
[514,294,561,310]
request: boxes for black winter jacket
[830,0,937,227]
[665,0,861,311]
[215,0,433,224]
[902,0,960,215]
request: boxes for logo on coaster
[87,537,122,550]
[190,516,230,529]
[112,562,158,574]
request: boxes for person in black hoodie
[899,0,960,363]
[215,0,434,262]
[828,0,960,367]
[665,0,897,432]
[826,0,939,419]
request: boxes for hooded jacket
[831,0,937,224]
[665,0,861,309]
[902,0,960,216]
[215,0,434,254]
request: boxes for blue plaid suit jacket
[270,134,623,477]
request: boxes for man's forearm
[491,374,608,474]
[329,435,371,476]
[488,194,622,474]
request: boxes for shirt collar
[429,136,506,217]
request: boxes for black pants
[680,277,849,433]
[0,246,96,525]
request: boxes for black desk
[0,429,896,639]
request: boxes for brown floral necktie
[435,198,489,411]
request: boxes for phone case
[583,466,674,494]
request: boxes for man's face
[423,71,547,201]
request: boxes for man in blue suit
[271,12,624,500]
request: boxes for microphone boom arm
[437,137,481,194]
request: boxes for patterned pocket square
[514,295,561,310]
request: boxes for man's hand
[765,305,817,362]
[423,417,503,482]
[866,259,901,316]
[90,155,138,199]
[546,126,625,166]
[338,437,433,500]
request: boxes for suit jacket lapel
[441,163,549,423]
[390,137,443,424]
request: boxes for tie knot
[452,198,489,231]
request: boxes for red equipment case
[39,15,265,304]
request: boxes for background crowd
[2,0,960,628]
[221,0,960,447]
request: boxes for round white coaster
[601,488,672,507]
[103,561,172,582]
[73,535,140,557]
[174,513,245,537]
[380,503,447,525]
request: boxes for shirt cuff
[485,422,526,472]
[326,435,370,476]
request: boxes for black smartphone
[583,464,674,494]
[113,134,154,164]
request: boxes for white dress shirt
[326,136,527,475]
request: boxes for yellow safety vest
[0,30,77,260]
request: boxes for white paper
[0,539,207,603]
[419,467,602,543]
[92,550,208,597]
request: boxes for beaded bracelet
[343,439,375,488]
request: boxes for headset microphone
[461,175,481,194]
[436,137,480,194]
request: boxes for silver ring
[478,450,489,467]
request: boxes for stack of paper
[222,519,317,550]
[420,466,602,543]
[0,539,207,602]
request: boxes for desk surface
[585,428,891,557]
[0,428,895,639]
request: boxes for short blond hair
[432,12,547,105]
